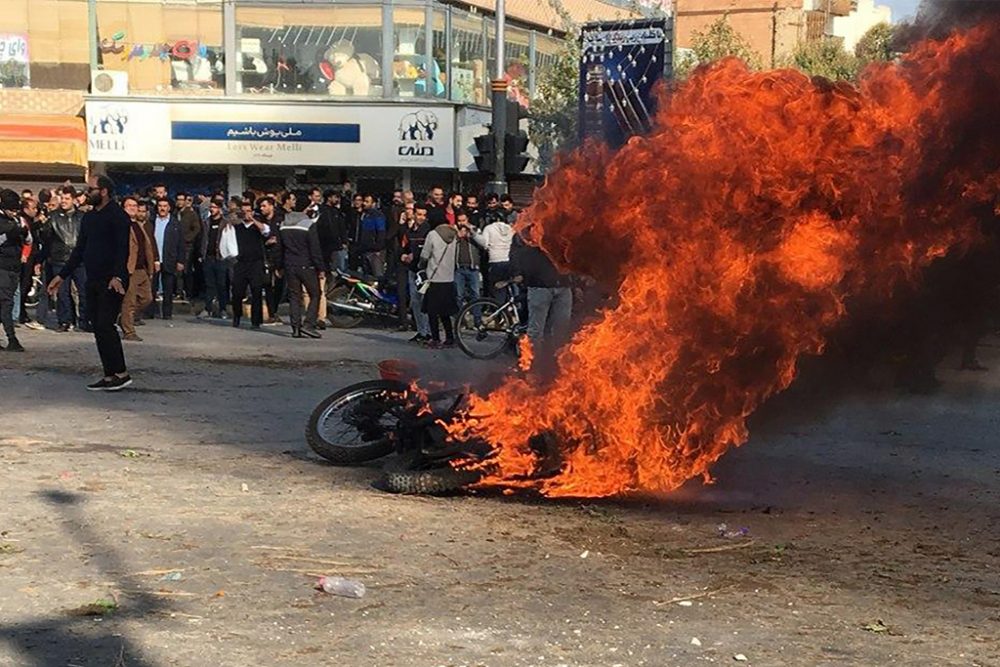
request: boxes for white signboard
[85,100,455,169]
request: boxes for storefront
[85,97,456,195]
[0,112,88,188]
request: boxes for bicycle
[455,277,527,360]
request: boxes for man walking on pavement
[48,175,132,391]
[176,192,203,301]
[0,189,26,351]
[120,196,156,342]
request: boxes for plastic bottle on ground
[317,576,366,599]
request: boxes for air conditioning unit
[90,69,128,96]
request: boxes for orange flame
[448,21,1000,498]
[517,336,535,372]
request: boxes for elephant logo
[91,107,129,135]
[398,110,439,142]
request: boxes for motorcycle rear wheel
[326,284,365,329]
[379,454,481,495]
[306,379,408,465]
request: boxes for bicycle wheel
[456,299,514,359]
[306,380,408,465]
[326,284,365,329]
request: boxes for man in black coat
[280,207,325,338]
[48,175,132,391]
[145,197,186,320]
[0,189,26,351]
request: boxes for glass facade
[1,0,90,89]
[449,8,487,105]
[0,0,565,106]
[95,0,225,95]
[235,3,383,96]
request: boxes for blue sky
[883,0,921,22]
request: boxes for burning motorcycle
[325,269,401,329]
[305,371,490,494]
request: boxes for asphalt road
[0,317,996,666]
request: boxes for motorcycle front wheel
[326,284,365,329]
[306,379,408,465]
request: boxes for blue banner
[579,19,673,148]
[171,121,360,143]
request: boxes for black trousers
[285,265,320,329]
[146,271,178,319]
[232,259,265,326]
[265,267,284,320]
[85,279,127,377]
[18,262,33,322]
[0,268,17,339]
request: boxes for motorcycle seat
[339,269,378,284]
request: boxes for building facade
[1,0,635,196]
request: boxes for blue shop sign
[171,121,360,143]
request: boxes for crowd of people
[0,178,578,362]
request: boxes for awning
[0,115,88,169]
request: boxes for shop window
[236,4,383,97]
[504,25,531,107]
[449,9,486,106]
[1,0,90,89]
[391,6,446,99]
[95,0,225,95]
[534,32,564,98]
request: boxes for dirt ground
[0,317,997,667]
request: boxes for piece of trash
[690,637,702,646]
[212,590,225,598]
[66,598,118,617]
[119,449,140,458]
[580,550,590,559]
[717,523,750,539]
[734,654,748,662]
[677,600,693,607]
[160,572,182,581]
[316,576,366,599]
[863,619,890,634]
[240,483,249,493]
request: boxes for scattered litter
[690,637,702,646]
[717,523,750,539]
[66,598,118,617]
[160,572,183,581]
[863,619,891,634]
[240,483,249,493]
[677,600,693,607]
[119,449,140,458]
[580,550,590,559]
[212,590,226,598]
[316,576,366,599]
[734,654,748,662]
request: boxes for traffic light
[504,99,530,176]
[505,132,529,175]
[474,132,495,174]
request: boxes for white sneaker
[23,321,44,331]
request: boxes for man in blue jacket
[48,175,133,391]
[358,194,386,277]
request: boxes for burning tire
[326,284,365,329]
[379,455,481,495]
[306,380,407,465]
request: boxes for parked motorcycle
[325,269,401,328]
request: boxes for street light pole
[488,0,508,196]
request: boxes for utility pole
[487,0,508,196]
